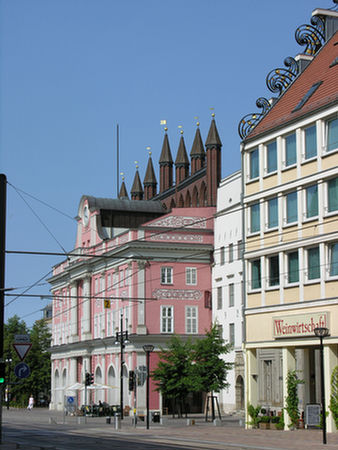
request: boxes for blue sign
[67,396,74,404]
[14,362,30,379]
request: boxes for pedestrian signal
[0,362,5,384]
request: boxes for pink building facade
[49,201,214,413]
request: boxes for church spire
[175,129,189,185]
[144,150,157,200]
[159,128,173,193]
[190,121,205,174]
[131,163,144,200]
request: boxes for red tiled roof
[246,32,338,140]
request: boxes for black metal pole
[146,350,150,430]
[0,174,7,445]
[120,312,124,420]
[319,336,327,445]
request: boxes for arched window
[192,187,199,207]
[185,191,191,207]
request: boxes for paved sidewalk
[1,408,337,450]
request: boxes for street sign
[13,343,32,361]
[14,362,30,379]
[104,299,111,309]
[13,334,32,361]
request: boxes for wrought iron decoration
[238,97,271,140]
[295,15,325,55]
[266,57,299,95]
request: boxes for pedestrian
[27,395,34,411]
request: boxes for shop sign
[273,312,329,338]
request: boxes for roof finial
[160,119,168,132]
[134,160,139,170]
[146,146,152,156]
[194,116,200,127]
[120,171,125,181]
[178,125,183,135]
[210,107,215,118]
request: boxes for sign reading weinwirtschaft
[273,312,329,338]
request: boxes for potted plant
[270,416,280,430]
[259,415,271,429]
[247,403,261,428]
[285,370,304,429]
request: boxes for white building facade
[213,170,244,413]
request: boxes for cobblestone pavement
[1,408,337,450]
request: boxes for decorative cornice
[152,288,202,300]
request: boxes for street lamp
[314,327,330,445]
[115,312,129,420]
[143,344,154,430]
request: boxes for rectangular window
[327,117,338,152]
[250,202,260,233]
[250,148,259,179]
[285,133,297,166]
[186,306,198,334]
[220,246,225,265]
[229,244,234,263]
[269,255,279,286]
[328,177,338,212]
[286,191,298,224]
[229,283,234,307]
[186,267,197,285]
[229,323,235,346]
[251,259,261,290]
[217,324,223,339]
[288,251,299,283]
[237,240,243,259]
[161,267,173,284]
[305,125,317,159]
[268,197,278,229]
[217,287,222,310]
[267,141,277,173]
[329,243,338,277]
[161,306,173,333]
[308,247,320,280]
[306,185,318,218]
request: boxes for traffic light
[85,372,90,386]
[0,362,5,384]
[85,372,94,386]
[128,370,135,391]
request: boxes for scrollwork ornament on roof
[295,15,325,55]
[238,97,271,140]
[266,57,299,96]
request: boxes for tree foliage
[4,316,51,407]
[285,369,304,429]
[191,325,233,394]
[152,325,232,415]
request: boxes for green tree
[3,315,28,406]
[329,366,338,429]
[4,316,51,407]
[192,325,233,394]
[152,336,193,417]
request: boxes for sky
[0,0,334,327]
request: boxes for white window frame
[229,283,235,307]
[186,267,197,285]
[217,286,222,310]
[283,131,297,169]
[267,254,280,288]
[229,323,235,346]
[305,246,321,282]
[161,306,174,333]
[327,242,338,279]
[266,196,279,230]
[185,306,198,334]
[228,244,234,263]
[324,116,338,154]
[161,267,173,284]
[284,190,298,226]
[265,140,278,175]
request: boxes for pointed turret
[206,115,222,206]
[190,124,205,174]
[131,169,144,201]
[175,132,190,185]
[143,153,157,200]
[119,179,129,200]
[159,129,173,193]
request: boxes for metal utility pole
[115,311,129,419]
[0,174,7,445]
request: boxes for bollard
[106,416,111,424]
[213,418,222,426]
[114,413,121,430]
